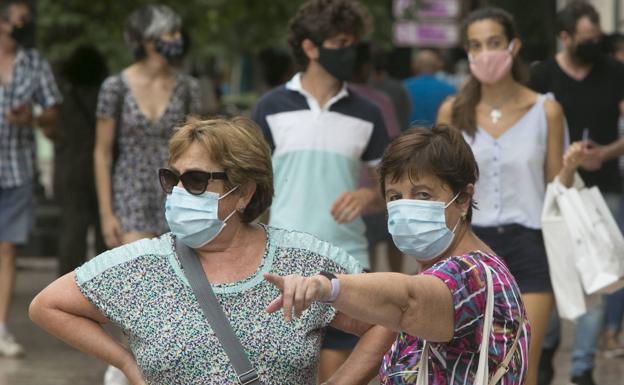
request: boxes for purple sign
[419,0,459,19]
[393,0,459,20]
[393,21,459,48]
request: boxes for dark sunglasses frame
[158,168,227,196]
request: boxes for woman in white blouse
[437,7,585,385]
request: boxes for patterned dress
[379,251,530,385]
[75,226,362,385]
[96,72,201,233]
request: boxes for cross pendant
[490,109,502,124]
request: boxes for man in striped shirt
[252,0,389,381]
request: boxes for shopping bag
[543,174,624,299]
[562,183,624,295]
[541,179,587,320]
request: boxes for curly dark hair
[288,0,371,67]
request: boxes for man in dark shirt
[528,2,624,385]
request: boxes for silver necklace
[484,90,519,124]
[490,108,502,124]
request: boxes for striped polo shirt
[252,73,388,268]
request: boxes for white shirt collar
[285,72,349,113]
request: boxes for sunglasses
[158,168,227,196]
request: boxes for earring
[238,206,245,213]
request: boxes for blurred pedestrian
[601,31,624,358]
[258,47,295,90]
[30,117,394,385]
[369,49,411,132]
[93,5,201,384]
[0,0,61,358]
[404,49,456,127]
[529,2,624,384]
[251,0,389,381]
[350,42,400,138]
[349,41,404,272]
[437,7,586,385]
[54,45,108,277]
[94,4,201,250]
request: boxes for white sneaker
[0,333,24,357]
[104,365,130,385]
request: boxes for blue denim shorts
[0,181,33,244]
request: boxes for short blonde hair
[168,117,274,223]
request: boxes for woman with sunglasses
[30,117,395,385]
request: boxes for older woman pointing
[265,125,531,385]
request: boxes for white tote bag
[542,175,624,319]
[541,178,587,320]
[552,175,624,295]
[416,263,523,385]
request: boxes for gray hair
[124,5,182,60]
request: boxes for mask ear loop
[218,185,242,225]
[218,185,239,200]
[444,192,461,208]
[445,191,465,233]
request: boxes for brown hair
[451,7,526,137]
[378,125,479,221]
[168,117,274,223]
[556,1,600,35]
[288,0,371,67]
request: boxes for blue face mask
[165,185,238,248]
[387,193,461,262]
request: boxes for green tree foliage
[37,0,392,69]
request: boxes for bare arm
[38,106,61,139]
[436,98,455,125]
[326,315,397,385]
[331,273,454,341]
[544,99,577,187]
[6,104,61,139]
[94,117,123,248]
[265,272,454,342]
[29,273,145,384]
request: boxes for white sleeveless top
[463,93,555,229]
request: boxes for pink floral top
[379,251,530,385]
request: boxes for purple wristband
[320,274,340,304]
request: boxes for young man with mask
[252,0,388,381]
[0,0,62,357]
[529,2,624,385]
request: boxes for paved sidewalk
[1,258,623,385]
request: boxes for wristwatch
[319,271,340,304]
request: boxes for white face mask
[165,185,238,248]
[387,192,461,261]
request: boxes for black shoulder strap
[176,241,261,385]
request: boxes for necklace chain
[482,88,520,124]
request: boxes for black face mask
[574,40,603,64]
[317,45,356,82]
[10,20,34,47]
[155,37,184,63]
